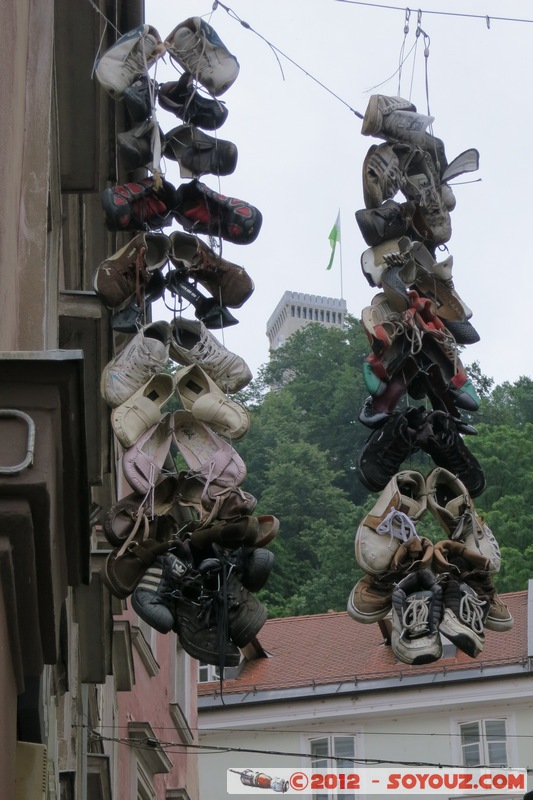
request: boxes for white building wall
[198,678,533,799]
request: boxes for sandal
[173,410,246,488]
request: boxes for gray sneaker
[95,25,164,98]
[169,318,252,393]
[100,320,171,407]
[391,568,443,664]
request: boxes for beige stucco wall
[0,0,55,351]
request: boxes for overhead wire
[335,0,533,26]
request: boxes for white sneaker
[164,17,239,97]
[355,470,427,575]
[169,318,251,394]
[101,321,171,408]
[95,24,164,98]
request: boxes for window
[459,720,508,767]
[309,736,356,800]
[198,662,220,683]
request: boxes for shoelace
[376,509,420,546]
[401,596,430,639]
[452,510,500,565]
[458,591,486,635]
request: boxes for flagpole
[338,210,344,300]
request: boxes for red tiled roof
[198,590,528,697]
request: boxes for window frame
[458,718,509,768]
[308,735,356,800]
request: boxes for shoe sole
[347,591,390,624]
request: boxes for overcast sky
[146,0,533,387]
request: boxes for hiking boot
[362,143,404,208]
[123,75,156,123]
[164,124,238,178]
[348,535,434,623]
[169,317,252,393]
[174,179,263,245]
[101,320,171,407]
[225,571,268,647]
[426,466,500,572]
[158,73,229,129]
[433,540,490,656]
[391,568,443,664]
[101,177,178,232]
[118,120,163,172]
[418,412,486,498]
[168,230,254,308]
[95,24,165,98]
[164,17,240,96]
[355,469,426,574]
[433,539,512,633]
[131,550,192,633]
[173,580,241,666]
[94,232,170,309]
[357,406,425,492]
[356,200,417,247]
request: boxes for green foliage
[228,319,533,616]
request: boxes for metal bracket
[0,409,36,475]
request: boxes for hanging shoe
[168,230,254,308]
[111,372,176,448]
[132,547,192,633]
[94,232,170,309]
[433,539,512,633]
[158,73,229,129]
[173,409,246,490]
[426,466,500,571]
[433,540,490,657]
[357,406,426,492]
[391,568,443,664]
[123,75,157,124]
[122,412,175,495]
[100,320,171,407]
[356,200,417,248]
[175,364,250,439]
[362,143,405,208]
[417,411,486,498]
[174,179,262,245]
[361,94,434,146]
[347,535,434,624]
[177,470,257,527]
[164,18,240,96]
[101,177,178,232]
[355,469,426,575]
[165,273,240,329]
[169,317,252,393]
[95,24,165,98]
[164,124,238,178]
[118,120,164,172]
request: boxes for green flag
[326,211,341,270]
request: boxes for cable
[212,0,364,119]
[335,0,533,26]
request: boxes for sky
[145,0,533,387]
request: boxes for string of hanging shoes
[92,18,276,673]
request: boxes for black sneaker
[131,550,191,633]
[123,75,156,124]
[355,200,416,247]
[391,568,443,664]
[439,574,489,657]
[158,73,229,130]
[173,582,241,666]
[357,406,425,492]
[101,177,177,232]
[417,410,486,497]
